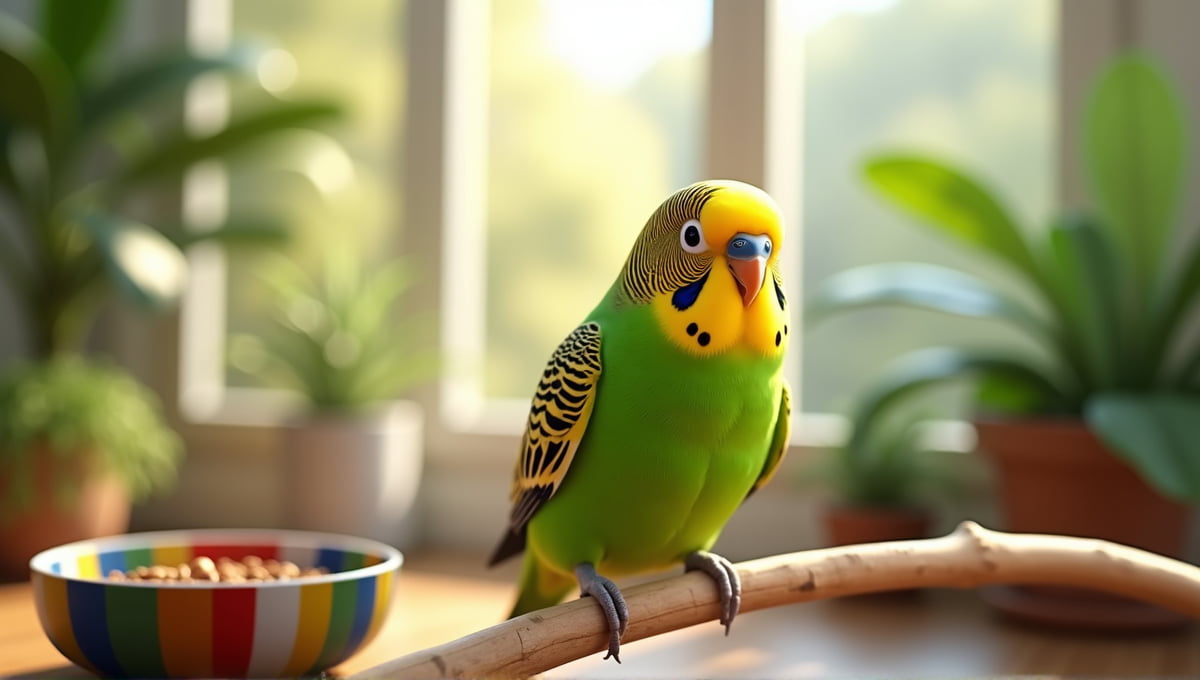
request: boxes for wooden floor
[2,550,1197,678]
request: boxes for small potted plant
[0,358,181,578]
[0,0,342,574]
[804,406,956,549]
[800,402,966,599]
[806,50,1198,627]
[230,253,435,548]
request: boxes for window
[422,0,1053,442]
[156,0,1197,547]
[794,0,1055,416]
[483,0,710,403]
[178,0,407,421]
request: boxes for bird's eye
[764,241,772,253]
[679,219,707,254]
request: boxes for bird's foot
[685,550,742,635]
[574,563,629,663]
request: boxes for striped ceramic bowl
[29,529,402,678]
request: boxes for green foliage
[804,410,956,509]
[229,254,436,414]
[0,357,181,513]
[0,0,343,357]
[807,51,1200,501]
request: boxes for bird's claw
[575,563,629,662]
[685,550,742,634]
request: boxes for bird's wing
[748,379,792,497]
[489,322,602,565]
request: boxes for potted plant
[808,410,950,549]
[229,253,434,549]
[0,358,180,578]
[0,0,342,573]
[806,50,1198,627]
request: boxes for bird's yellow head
[617,180,788,357]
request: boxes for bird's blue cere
[727,233,772,260]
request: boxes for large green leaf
[39,0,120,80]
[847,346,1070,460]
[805,261,1053,344]
[1047,215,1124,388]
[0,14,73,150]
[0,118,14,192]
[79,45,265,137]
[79,213,188,310]
[863,154,1043,287]
[1086,393,1200,501]
[1149,232,1200,384]
[108,98,343,193]
[1084,53,1187,291]
[165,216,290,250]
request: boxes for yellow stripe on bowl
[282,581,333,677]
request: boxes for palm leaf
[1046,214,1124,388]
[805,261,1053,345]
[79,46,265,137]
[108,98,343,193]
[847,346,1071,460]
[1149,232,1200,385]
[1084,52,1186,294]
[0,118,15,193]
[0,14,74,152]
[38,0,120,80]
[165,216,289,249]
[863,154,1044,289]
[78,213,188,310]
[1086,392,1200,502]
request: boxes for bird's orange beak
[729,257,766,308]
[726,232,772,307]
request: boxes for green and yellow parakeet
[488,179,792,661]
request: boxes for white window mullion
[707,0,813,441]
[404,0,515,462]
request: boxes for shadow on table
[4,665,91,679]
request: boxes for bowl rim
[29,528,404,588]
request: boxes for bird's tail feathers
[487,525,526,567]
[508,550,575,619]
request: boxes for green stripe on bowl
[341,551,368,572]
[105,585,166,678]
[125,547,153,570]
[312,579,360,671]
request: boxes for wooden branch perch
[351,522,1200,680]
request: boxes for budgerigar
[488,180,792,662]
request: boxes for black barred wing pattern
[510,321,602,531]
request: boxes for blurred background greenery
[220,0,1051,420]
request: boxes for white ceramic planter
[280,401,424,549]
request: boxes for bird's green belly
[526,355,781,579]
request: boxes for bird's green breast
[525,300,785,579]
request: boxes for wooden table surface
[2,551,1198,678]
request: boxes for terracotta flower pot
[822,505,932,547]
[0,445,130,581]
[975,418,1192,630]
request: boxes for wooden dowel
[350,521,1200,679]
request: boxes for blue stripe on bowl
[315,548,344,573]
[344,575,377,652]
[98,550,126,577]
[66,580,123,677]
